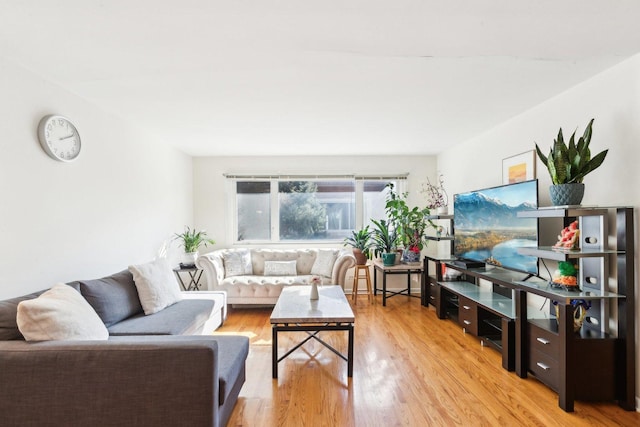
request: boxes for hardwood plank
[215,296,639,426]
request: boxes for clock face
[37,115,81,162]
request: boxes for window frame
[226,175,407,245]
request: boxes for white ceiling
[2,1,640,156]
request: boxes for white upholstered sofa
[196,248,356,305]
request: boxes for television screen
[453,180,538,275]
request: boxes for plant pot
[436,206,448,215]
[353,249,368,265]
[381,252,396,267]
[183,251,198,266]
[401,248,420,263]
[549,183,585,206]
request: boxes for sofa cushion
[223,249,252,278]
[264,260,297,276]
[311,249,338,277]
[16,284,109,341]
[107,299,216,336]
[213,335,250,406]
[79,270,143,327]
[250,249,316,275]
[0,290,46,340]
[129,259,183,315]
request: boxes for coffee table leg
[348,324,354,377]
[272,325,278,379]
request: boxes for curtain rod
[223,173,408,180]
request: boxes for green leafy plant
[344,226,374,264]
[384,183,433,251]
[370,219,398,256]
[174,226,215,253]
[343,226,373,253]
[535,118,608,184]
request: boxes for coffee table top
[270,285,355,324]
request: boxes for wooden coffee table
[270,285,355,379]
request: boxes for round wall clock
[37,115,81,162]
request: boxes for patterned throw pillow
[310,250,338,277]
[263,260,297,276]
[223,250,253,277]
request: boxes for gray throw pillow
[79,270,143,327]
[0,290,45,340]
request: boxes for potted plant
[370,219,398,266]
[343,226,373,265]
[174,226,215,266]
[421,174,449,214]
[384,183,433,263]
[535,118,608,206]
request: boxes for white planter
[436,206,448,215]
[182,251,198,266]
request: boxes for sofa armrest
[332,249,357,288]
[181,290,228,327]
[0,337,220,426]
[196,251,225,290]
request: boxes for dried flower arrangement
[421,174,448,210]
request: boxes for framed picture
[502,150,536,184]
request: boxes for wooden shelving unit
[424,206,635,412]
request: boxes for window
[229,175,406,243]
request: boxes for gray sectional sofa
[0,269,249,427]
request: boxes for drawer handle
[463,305,471,310]
[536,362,550,371]
[536,337,550,345]
[429,296,435,300]
[463,320,472,325]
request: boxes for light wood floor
[216,293,639,427]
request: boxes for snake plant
[535,118,608,184]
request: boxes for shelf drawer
[528,322,559,360]
[529,348,559,391]
[459,297,478,335]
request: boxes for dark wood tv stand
[423,206,635,412]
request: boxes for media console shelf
[437,279,516,370]
[422,214,454,307]
[515,206,635,412]
[423,206,635,413]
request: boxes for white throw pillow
[223,250,253,278]
[264,260,297,276]
[129,258,183,315]
[311,250,338,277]
[16,284,109,341]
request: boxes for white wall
[193,155,438,248]
[0,57,193,299]
[437,53,640,408]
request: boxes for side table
[173,265,203,291]
[372,259,424,306]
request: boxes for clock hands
[59,134,76,141]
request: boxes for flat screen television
[453,179,539,275]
